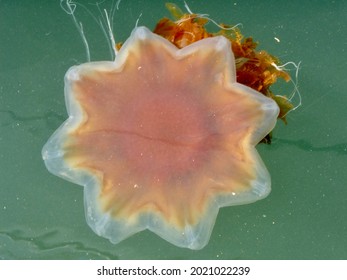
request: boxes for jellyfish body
[42,26,279,249]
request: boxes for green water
[0,0,346,259]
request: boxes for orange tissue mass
[153,3,293,128]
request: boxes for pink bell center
[116,91,212,181]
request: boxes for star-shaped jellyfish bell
[42,26,279,249]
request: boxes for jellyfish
[42,2,299,249]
